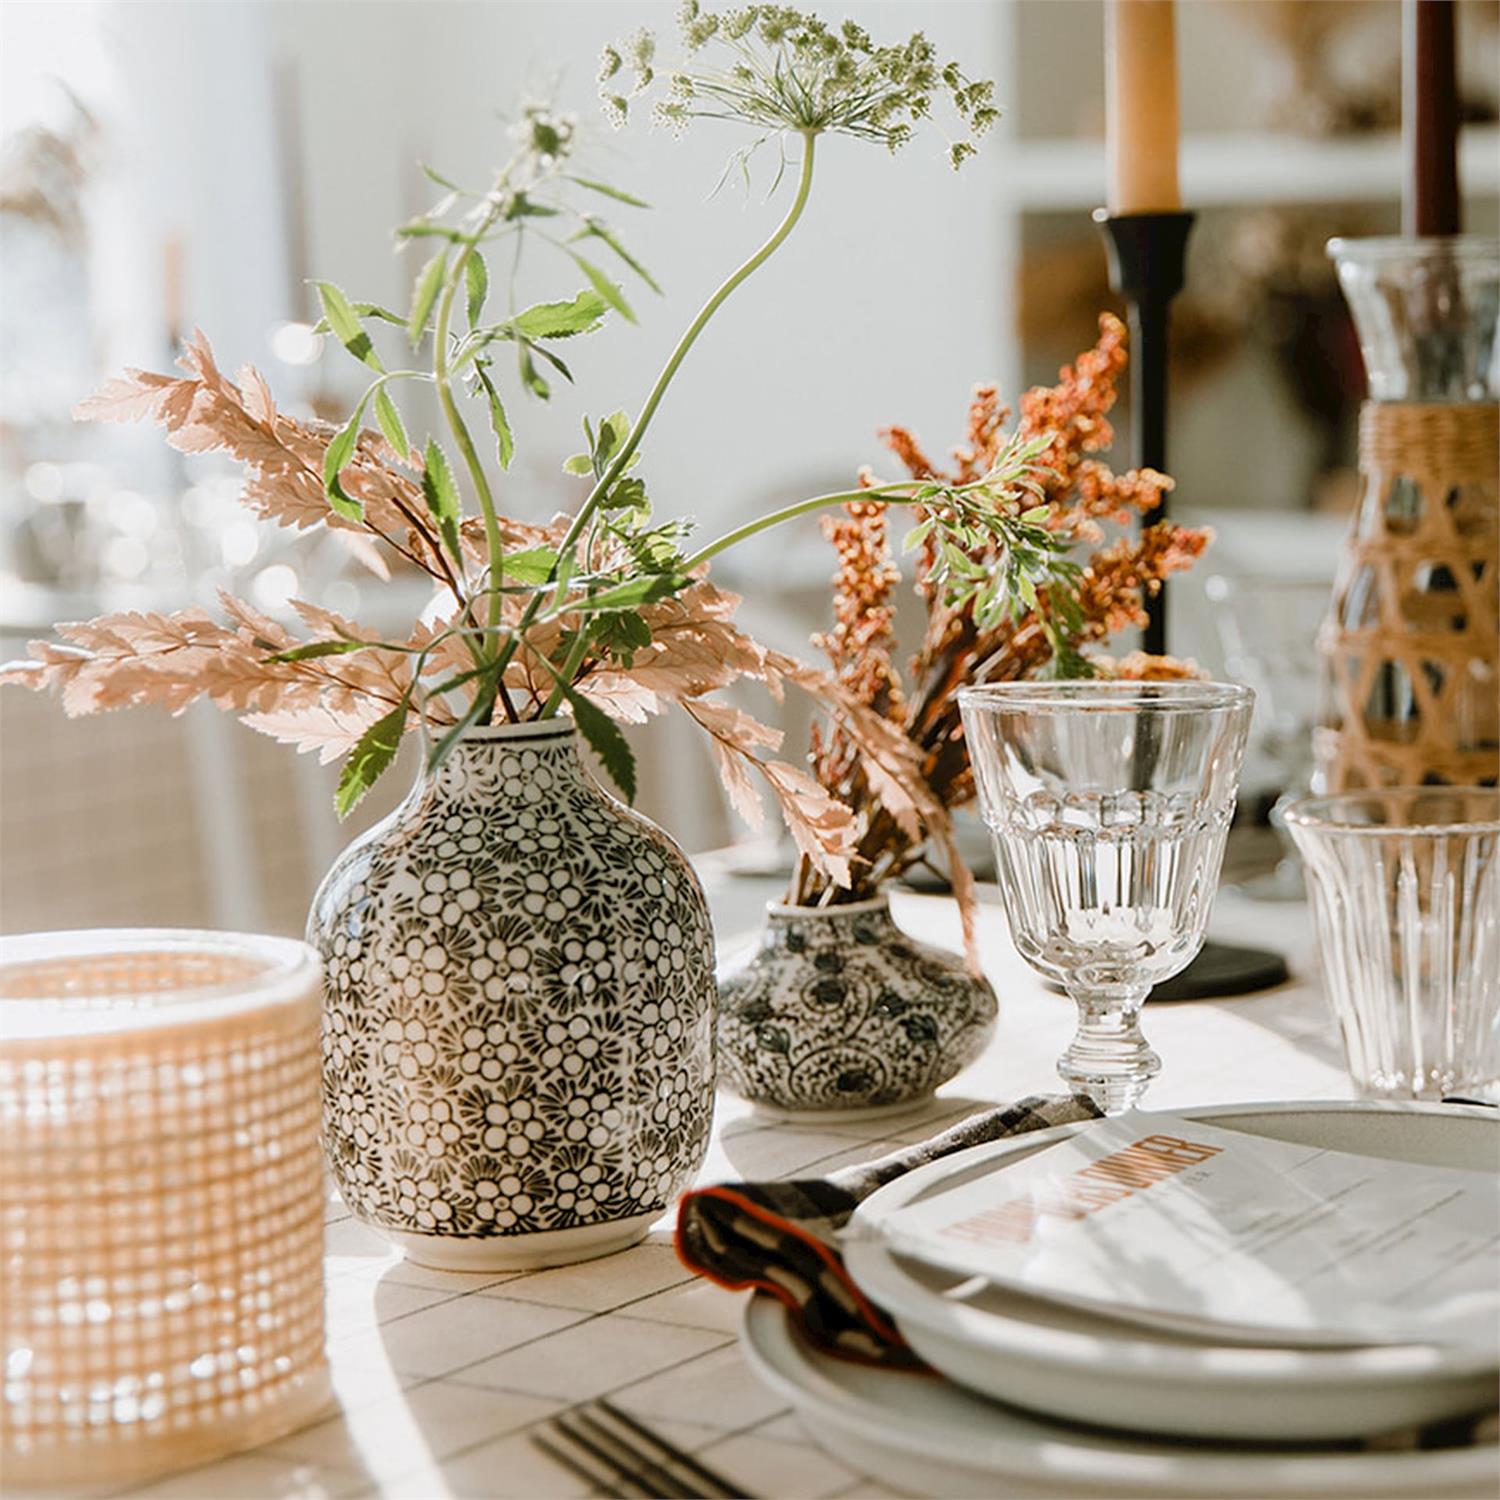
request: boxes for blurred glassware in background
[1286,788,1500,1102]
[1317,236,1500,792]
[1206,571,1331,898]
[961,681,1254,1114]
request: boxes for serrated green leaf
[315,282,383,372]
[503,547,559,585]
[556,679,636,803]
[465,253,488,327]
[473,362,514,467]
[568,251,636,325]
[407,249,448,348]
[373,387,410,460]
[323,396,369,521]
[604,476,648,514]
[310,301,406,334]
[512,290,608,340]
[574,217,661,294]
[421,440,463,559]
[335,703,407,819]
[565,175,650,208]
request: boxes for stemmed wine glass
[959,681,1255,1113]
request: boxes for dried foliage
[795,313,1212,914]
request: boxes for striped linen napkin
[675,1094,1098,1366]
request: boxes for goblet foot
[1059,988,1160,1114]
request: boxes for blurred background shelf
[1000,125,1500,209]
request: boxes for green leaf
[604,476,648,514]
[519,348,551,400]
[420,161,465,191]
[502,194,559,221]
[565,175,650,208]
[323,396,370,521]
[268,639,375,663]
[503,547,559,584]
[556,679,636,803]
[567,251,636,325]
[335,703,407,819]
[511,290,608,340]
[311,301,406,334]
[526,341,574,384]
[473,362,514,467]
[395,221,473,242]
[315,282,384,372]
[373,387,410,459]
[562,452,594,476]
[1020,504,1051,524]
[407,248,448,348]
[570,573,686,613]
[421,440,463,559]
[465,253,488,327]
[574,217,661,294]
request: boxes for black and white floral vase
[309,719,717,1271]
[716,897,997,1119]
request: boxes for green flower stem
[677,480,926,572]
[539,611,596,717]
[499,130,820,715]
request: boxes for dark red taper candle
[1403,0,1461,237]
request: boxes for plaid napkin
[675,1093,1099,1367]
[674,1093,1499,1455]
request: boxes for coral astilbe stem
[799,312,1212,908]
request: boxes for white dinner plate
[739,1294,1499,1499]
[842,1100,1499,1442]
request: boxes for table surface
[112,881,1355,1500]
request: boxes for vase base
[740,1093,937,1125]
[382,1211,658,1272]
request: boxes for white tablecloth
[114,885,1356,1500]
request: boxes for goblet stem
[1059,986,1160,1114]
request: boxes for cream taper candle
[1105,0,1181,214]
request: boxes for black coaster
[1150,939,1289,1002]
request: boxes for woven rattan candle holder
[0,930,329,1488]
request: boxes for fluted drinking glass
[960,681,1255,1112]
[1285,788,1500,1101]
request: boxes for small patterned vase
[309,719,717,1270]
[716,896,997,1118]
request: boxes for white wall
[97,0,1013,572]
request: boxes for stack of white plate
[740,1102,1499,1499]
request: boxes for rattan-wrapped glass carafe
[1318,238,1499,790]
[0,930,329,1488]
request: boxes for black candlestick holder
[1092,207,1288,1001]
[1093,208,1194,655]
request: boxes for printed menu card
[866,1112,1500,1351]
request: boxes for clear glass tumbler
[1285,788,1500,1101]
[960,681,1255,1113]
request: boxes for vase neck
[419,720,585,802]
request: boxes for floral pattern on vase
[309,719,716,1269]
[716,897,997,1116]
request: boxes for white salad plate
[739,1295,1498,1499]
[841,1100,1499,1444]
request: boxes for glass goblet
[959,681,1255,1113]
